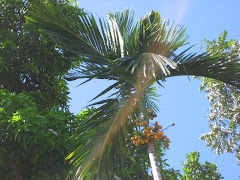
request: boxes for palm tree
[26,1,240,179]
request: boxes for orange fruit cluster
[130,124,170,148]
[129,102,171,148]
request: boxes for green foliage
[114,141,221,180]
[114,138,151,179]
[203,31,237,54]
[199,31,240,164]
[0,0,80,109]
[0,2,84,177]
[0,87,94,179]
[113,136,181,180]
[181,151,223,180]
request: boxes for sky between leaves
[68,0,240,179]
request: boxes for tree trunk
[139,109,162,180]
[114,174,121,180]
[8,154,22,180]
[147,141,162,180]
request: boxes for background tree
[26,1,240,179]
[199,31,240,164]
[181,151,223,180]
[0,0,79,109]
[114,137,182,180]
[0,87,95,179]
[0,0,83,179]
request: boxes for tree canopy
[0,0,79,109]
[200,31,240,164]
[0,0,82,179]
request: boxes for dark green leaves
[0,0,76,109]
[0,88,87,179]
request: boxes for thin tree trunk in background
[147,141,162,180]
[114,174,121,180]
[8,154,22,180]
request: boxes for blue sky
[68,0,240,179]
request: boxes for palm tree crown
[26,1,240,179]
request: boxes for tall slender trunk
[147,141,162,180]
[139,111,162,180]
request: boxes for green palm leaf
[170,52,240,88]
[66,97,135,179]
[27,0,117,63]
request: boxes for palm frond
[118,11,189,82]
[66,97,135,179]
[26,0,117,63]
[145,86,160,112]
[170,52,240,88]
[27,2,191,85]
[90,82,119,101]
[108,9,139,57]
